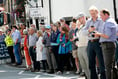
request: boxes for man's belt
[89,39,99,42]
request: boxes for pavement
[0,59,85,79]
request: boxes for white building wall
[51,0,118,23]
[40,0,50,24]
[51,0,85,23]
[85,0,115,18]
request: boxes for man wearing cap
[76,12,90,79]
[82,6,106,79]
[43,25,57,74]
[11,26,22,65]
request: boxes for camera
[74,38,79,42]
[90,31,96,37]
[89,26,95,37]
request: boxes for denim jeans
[13,43,22,64]
[87,41,106,79]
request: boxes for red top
[24,35,28,50]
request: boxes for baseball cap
[76,12,85,19]
[45,25,51,29]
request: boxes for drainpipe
[49,0,52,24]
[113,0,118,23]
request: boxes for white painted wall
[40,0,50,24]
[84,0,115,18]
[51,0,118,23]
[51,0,86,23]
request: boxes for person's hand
[94,32,101,37]
[70,38,74,41]
[88,27,95,32]
[75,42,79,46]
[40,46,43,51]
[60,39,62,42]
[62,43,65,47]
[33,46,36,49]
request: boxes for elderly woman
[23,29,32,71]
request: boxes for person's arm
[95,22,116,39]
[65,40,72,46]
[15,38,19,45]
[57,34,61,44]
[82,20,90,36]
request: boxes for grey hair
[29,27,35,31]
[89,5,98,11]
[23,29,28,35]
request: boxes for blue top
[57,33,72,54]
[12,30,21,44]
[83,17,104,40]
[0,34,5,43]
[50,30,60,44]
[100,17,117,43]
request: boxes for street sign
[30,8,41,18]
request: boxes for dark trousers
[29,46,38,70]
[7,46,15,63]
[58,53,71,72]
[101,42,115,79]
[115,41,118,67]
[36,61,40,70]
[42,60,48,70]
[87,41,106,79]
[52,46,59,70]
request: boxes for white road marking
[18,71,24,74]
[34,75,41,79]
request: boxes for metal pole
[113,0,118,23]
[41,0,43,8]
[49,0,52,24]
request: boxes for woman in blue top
[56,26,72,74]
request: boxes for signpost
[30,8,41,18]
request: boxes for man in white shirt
[76,12,90,79]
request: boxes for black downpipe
[41,0,43,8]
[113,0,118,23]
[49,0,52,24]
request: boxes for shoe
[35,69,40,72]
[6,62,12,64]
[31,69,36,72]
[79,72,85,76]
[47,70,54,74]
[25,67,32,71]
[56,71,62,75]
[11,63,21,67]
[75,70,81,74]
[66,71,71,74]
[40,70,46,72]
